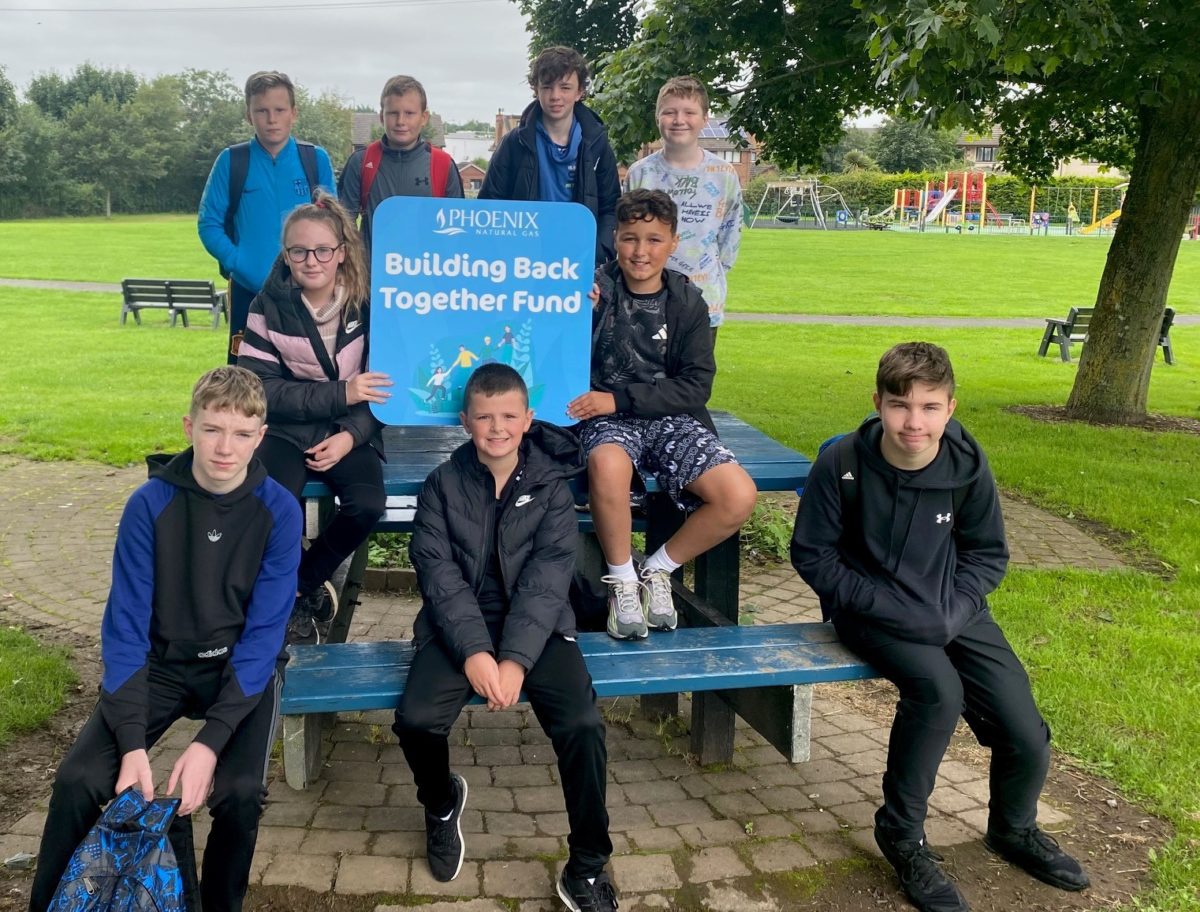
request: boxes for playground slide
[923,188,958,224]
[1081,208,1121,235]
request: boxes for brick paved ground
[0,457,1122,909]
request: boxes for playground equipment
[892,172,1012,231]
[750,180,863,229]
[1029,183,1126,235]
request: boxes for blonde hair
[380,75,428,111]
[190,366,267,420]
[281,189,369,320]
[656,76,709,116]
[244,71,296,108]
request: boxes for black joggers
[834,610,1051,841]
[393,633,613,879]
[29,664,282,912]
[256,435,385,596]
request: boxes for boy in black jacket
[791,343,1088,912]
[393,364,616,912]
[567,189,757,641]
[479,45,620,266]
[29,367,301,912]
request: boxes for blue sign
[368,197,596,425]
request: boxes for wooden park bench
[280,412,880,788]
[1038,306,1176,364]
[120,279,227,328]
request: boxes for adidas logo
[364,160,376,169]
[652,326,668,341]
[841,471,855,481]
[207,529,223,542]
[197,646,229,659]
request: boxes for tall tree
[573,0,1199,423]
[868,118,959,172]
[28,63,140,119]
[61,94,144,217]
[513,0,638,63]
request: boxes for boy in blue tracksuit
[198,71,335,363]
[29,367,301,912]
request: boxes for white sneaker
[602,575,648,640]
[640,566,678,631]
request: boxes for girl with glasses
[238,190,392,644]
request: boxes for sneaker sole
[647,615,678,631]
[982,835,1090,892]
[606,622,648,640]
[315,580,338,623]
[555,873,583,912]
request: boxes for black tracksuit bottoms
[256,435,385,596]
[393,633,613,878]
[833,610,1050,842]
[28,663,282,912]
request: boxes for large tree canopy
[555,0,1199,423]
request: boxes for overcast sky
[1,0,537,123]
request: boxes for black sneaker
[556,869,618,912]
[287,584,337,646]
[984,825,1090,891]
[875,825,969,912]
[312,581,337,642]
[285,595,317,646]
[425,772,468,882]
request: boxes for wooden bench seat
[280,623,877,789]
[1039,306,1176,363]
[120,278,227,328]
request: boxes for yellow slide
[1081,208,1121,235]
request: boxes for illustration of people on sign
[496,325,516,364]
[425,365,451,406]
[480,335,496,364]
[452,344,480,371]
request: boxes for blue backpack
[48,788,186,912]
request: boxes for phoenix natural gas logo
[434,208,540,238]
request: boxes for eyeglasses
[285,244,342,264]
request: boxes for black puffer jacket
[591,259,717,432]
[409,421,584,670]
[478,100,620,265]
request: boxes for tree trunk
[104,188,112,220]
[1066,90,1200,423]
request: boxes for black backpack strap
[296,141,319,201]
[223,142,251,243]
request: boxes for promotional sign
[369,197,595,425]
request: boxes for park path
[5,276,1196,327]
[0,455,1131,910]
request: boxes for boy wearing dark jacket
[29,367,301,912]
[567,189,757,641]
[393,364,616,912]
[791,342,1088,912]
[479,45,620,266]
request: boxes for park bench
[120,278,227,328]
[280,412,880,788]
[1038,306,1176,364]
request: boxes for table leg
[690,532,740,764]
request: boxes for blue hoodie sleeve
[194,482,301,755]
[197,148,238,278]
[99,481,175,756]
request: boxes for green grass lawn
[2,220,1199,907]
[0,626,77,747]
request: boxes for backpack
[821,432,966,540]
[220,140,320,280]
[47,787,187,912]
[359,140,454,212]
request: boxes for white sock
[644,546,682,574]
[606,558,637,583]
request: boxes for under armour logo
[207,529,223,542]
[515,495,535,507]
[841,471,855,481]
[936,513,952,524]
[415,176,430,187]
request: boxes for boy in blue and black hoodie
[30,367,301,912]
[479,46,620,266]
[791,343,1088,912]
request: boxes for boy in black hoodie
[392,364,616,912]
[791,342,1088,912]
[479,45,620,266]
[29,367,301,912]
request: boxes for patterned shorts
[579,414,739,513]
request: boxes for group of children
[31,46,1086,912]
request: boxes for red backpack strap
[360,140,384,212]
[429,144,454,199]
